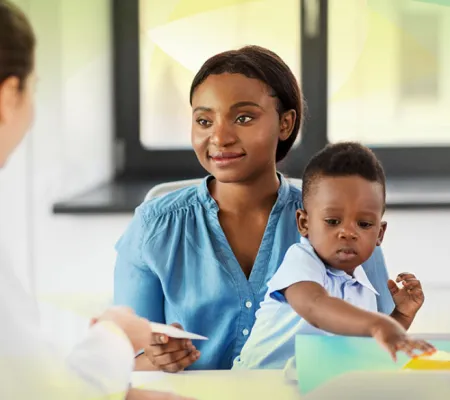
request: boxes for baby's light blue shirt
[233,237,380,370]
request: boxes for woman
[114,45,394,372]
[0,1,188,399]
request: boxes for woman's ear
[279,109,296,141]
[0,76,21,124]
[376,221,387,246]
[296,209,309,237]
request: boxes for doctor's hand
[92,306,153,353]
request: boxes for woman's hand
[370,317,435,361]
[144,323,200,373]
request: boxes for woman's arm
[113,208,198,372]
[114,207,165,323]
[113,208,165,370]
[114,253,165,325]
[115,257,199,372]
[114,255,164,371]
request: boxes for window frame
[112,0,323,180]
[113,0,450,181]
[113,0,205,180]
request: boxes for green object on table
[295,335,450,394]
[412,0,450,7]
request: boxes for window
[114,0,450,182]
[139,0,301,150]
[326,0,450,177]
[400,11,440,100]
[54,0,450,214]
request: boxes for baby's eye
[325,219,340,226]
[235,115,253,124]
[358,221,374,229]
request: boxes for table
[131,370,300,400]
[131,370,450,400]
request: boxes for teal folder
[295,335,450,394]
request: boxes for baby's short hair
[302,142,386,207]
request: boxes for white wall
[1,1,448,350]
[28,0,116,294]
[382,210,450,333]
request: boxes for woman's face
[0,72,36,168]
[191,73,295,183]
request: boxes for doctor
[0,1,190,399]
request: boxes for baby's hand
[388,273,424,320]
[370,317,435,361]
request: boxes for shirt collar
[300,238,379,296]
[353,266,380,296]
[327,266,379,295]
[299,236,313,248]
[197,176,218,211]
[197,172,291,212]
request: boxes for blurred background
[0,0,449,350]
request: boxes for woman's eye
[358,221,374,229]
[196,118,212,127]
[235,115,253,124]
[325,219,340,226]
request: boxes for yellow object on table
[403,351,450,370]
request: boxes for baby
[233,142,434,369]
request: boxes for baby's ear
[377,221,387,246]
[296,209,309,237]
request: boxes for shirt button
[245,301,252,309]
[242,329,250,336]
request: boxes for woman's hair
[0,0,35,90]
[190,45,304,163]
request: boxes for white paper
[420,350,450,361]
[149,322,208,340]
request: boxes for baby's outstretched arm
[284,281,387,336]
[283,281,434,360]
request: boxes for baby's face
[298,175,387,275]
